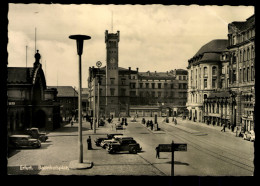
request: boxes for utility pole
[93,76,96,134]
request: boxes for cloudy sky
[8,4,254,88]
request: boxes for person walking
[221,123,226,132]
[87,136,92,150]
[174,118,177,125]
[155,146,160,159]
[70,120,73,127]
[146,120,149,128]
[90,118,93,130]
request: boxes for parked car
[24,128,48,142]
[107,139,142,154]
[9,135,41,149]
[243,130,255,142]
[107,133,123,139]
[99,119,105,126]
[116,124,123,130]
[100,139,119,149]
[94,137,108,146]
[112,135,133,141]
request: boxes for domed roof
[194,39,228,57]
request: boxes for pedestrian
[146,120,149,127]
[231,124,235,132]
[155,146,160,159]
[70,120,73,127]
[174,118,177,125]
[221,123,226,132]
[87,136,92,150]
[90,118,93,130]
[125,118,128,126]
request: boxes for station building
[7,51,61,134]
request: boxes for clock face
[110,58,115,64]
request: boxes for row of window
[204,103,229,114]
[230,47,255,64]
[191,66,217,80]
[108,50,117,53]
[133,83,187,89]
[230,28,255,46]
[97,88,187,98]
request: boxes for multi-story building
[129,69,188,117]
[227,14,255,132]
[48,86,78,121]
[187,14,255,132]
[88,30,188,118]
[187,39,229,124]
[7,51,61,133]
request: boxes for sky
[8,4,254,88]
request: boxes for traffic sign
[158,144,172,152]
[96,61,102,68]
[174,143,187,151]
[158,143,187,152]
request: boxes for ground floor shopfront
[187,90,255,133]
[7,101,61,135]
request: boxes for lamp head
[69,35,91,55]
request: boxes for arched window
[240,50,243,62]
[212,66,217,76]
[247,48,251,60]
[233,53,236,63]
[204,67,208,77]
[251,46,255,59]
[243,50,246,61]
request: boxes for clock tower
[105,30,120,117]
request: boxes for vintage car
[24,128,48,142]
[116,124,124,130]
[100,139,119,149]
[98,119,105,126]
[94,137,108,146]
[9,135,41,149]
[112,135,133,141]
[107,133,123,139]
[243,130,255,142]
[107,139,142,154]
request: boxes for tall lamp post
[96,61,102,128]
[68,34,93,169]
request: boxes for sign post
[157,141,187,176]
[171,141,174,176]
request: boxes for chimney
[129,67,131,71]
[147,71,150,76]
[136,68,139,72]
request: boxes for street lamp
[68,34,93,169]
[96,61,102,128]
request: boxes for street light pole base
[69,160,93,170]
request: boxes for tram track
[162,124,254,174]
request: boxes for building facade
[227,14,255,132]
[7,51,61,134]
[88,30,188,117]
[187,14,255,132]
[48,86,78,121]
[187,39,229,124]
